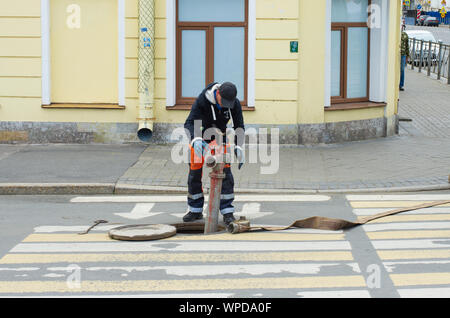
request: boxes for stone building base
[0,116,398,145]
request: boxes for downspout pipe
[137,0,155,142]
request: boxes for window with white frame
[330,0,370,104]
[167,0,255,108]
[176,0,248,106]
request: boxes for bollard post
[411,38,416,70]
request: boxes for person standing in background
[400,31,410,91]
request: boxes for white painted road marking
[114,203,163,220]
[235,203,274,220]
[363,221,450,232]
[10,240,352,253]
[396,287,450,298]
[0,267,39,271]
[383,260,450,273]
[347,195,450,201]
[45,262,361,277]
[297,290,371,298]
[70,194,331,203]
[0,251,355,264]
[32,225,344,234]
[33,225,124,233]
[0,276,368,293]
[371,239,450,250]
[353,207,450,216]
[23,232,345,242]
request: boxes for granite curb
[0,182,449,195]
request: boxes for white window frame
[324,0,389,107]
[41,0,51,105]
[368,0,389,103]
[166,0,256,107]
[40,0,126,106]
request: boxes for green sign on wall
[290,41,298,53]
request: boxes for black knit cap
[219,82,237,109]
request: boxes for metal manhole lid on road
[108,223,227,241]
[109,224,177,241]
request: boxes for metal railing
[408,38,450,84]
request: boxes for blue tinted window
[181,30,206,97]
[347,27,368,98]
[331,30,342,97]
[214,27,245,101]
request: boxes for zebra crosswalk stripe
[0,251,355,264]
[9,240,352,253]
[348,195,450,295]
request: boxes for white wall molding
[118,0,126,106]
[324,0,332,108]
[41,0,51,105]
[369,0,389,103]
[247,0,256,107]
[166,0,177,107]
[165,0,255,107]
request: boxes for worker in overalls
[183,82,245,225]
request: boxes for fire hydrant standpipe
[204,154,227,234]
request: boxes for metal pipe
[137,0,155,142]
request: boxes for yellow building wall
[297,0,326,124]
[324,107,385,123]
[0,0,138,123]
[50,0,118,104]
[248,0,299,125]
[0,0,41,120]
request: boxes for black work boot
[183,212,203,222]
[223,213,236,226]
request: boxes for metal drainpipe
[137,0,155,142]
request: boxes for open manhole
[108,223,226,241]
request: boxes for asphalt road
[0,192,449,298]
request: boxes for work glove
[192,138,208,158]
[234,146,245,170]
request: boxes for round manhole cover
[109,224,177,241]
